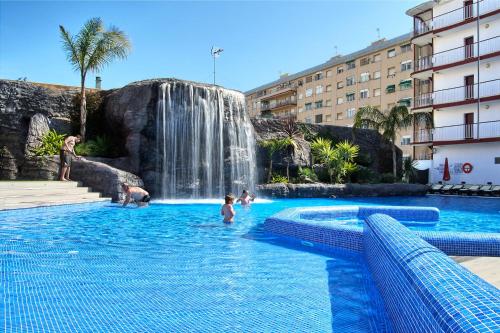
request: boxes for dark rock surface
[257,183,429,198]
[24,113,50,155]
[0,146,18,179]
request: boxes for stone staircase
[0,181,110,210]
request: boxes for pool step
[0,181,111,210]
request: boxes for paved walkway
[0,181,110,210]
[454,256,500,288]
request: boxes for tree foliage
[310,138,359,184]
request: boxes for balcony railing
[415,55,433,71]
[413,92,433,108]
[433,36,500,67]
[433,79,500,105]
[261,96,297,111]
[415,152,433,160]
[433,120,500,142]
[413,128,433,143]
[413,0,500,35]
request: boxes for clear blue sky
[0,0,421,92]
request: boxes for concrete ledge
[257,183,429,198]
[364,214,500,332]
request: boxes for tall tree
[60,18,131,140]
[353,105,431,178]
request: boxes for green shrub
[355,153,373,167]
[32,130,66,156]
[297,167,318,182]
[379,173,396,183]
[351,165,378,184]
[75,136,115,157]
[270,174,288,184]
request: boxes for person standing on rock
[59,135,81,181]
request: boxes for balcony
[260,84,297,101]
[433,120,500,144]
[414,18,433,36]
[413,92,433,109]
[433,79,500,107]
[413,128,433,143]
[415,55,433,72]
[433,36,500,69]
[260,96,297,112]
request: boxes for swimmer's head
[225,194,235,204]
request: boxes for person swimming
[236,190,256,206]
[221,194,236,223]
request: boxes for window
[305,117,312,124]
[373,71,381,79]
[326,84,332,92]
[346,108,356,119]
[326,70,333,78]
[325,114,332,122]
[337,81,344,89]
[401,44,411,53]
[298,107,304,113]
[400,136,411,145]
[336,112,344,120]
[337,97,344,105]
[387,67,396,77]
[346,76,355,86]
[360,89,369,99]
[374,88,381,97]
[386,85,396,93]
[326,99,332,107]
[315,114,323,123]
[316,85,323,94]
[401,60,412,72]
[373,53,381,62]
[337,66,344,74]
[360,72,370,82]
[346,60,356,70]
[398,98,412,107]
[399,79,412,90]
[360,57,370,66]
[315,100,323,109]
[387,49,396,58]
[346,92,355,102]
[298,93,303,100]
[314,72,323,81]
[305,88,313,97]
[305,76,312,83]
[305,103,313,110]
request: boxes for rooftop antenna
[334,45,338,56]
[376,28,380,39]
[211,46,223,85]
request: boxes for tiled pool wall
[364,214,500,332]
[264,206,500,256]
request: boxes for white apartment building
[408,0,500,184]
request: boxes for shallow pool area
[1,196,499,332]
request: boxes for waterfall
[156,81,256,198]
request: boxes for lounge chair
[429,184,443,194]
[483,185,500,196]
[450,184,464,194]
[461,184,480,195]
[439,184,453,194]
[478,184,493,196]
[458,184,472,195]
[470,185,488,195]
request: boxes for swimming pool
[1,196,499,332]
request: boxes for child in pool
[221,194,236,223]
[236,190,256,206]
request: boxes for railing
[261,96,297,111]
[433,79,500,105]
[433,36,500,67]
[433,120,500,141]
[414,92,433,108]
[415,152,433,160]
[415,55,433,71]
[261,84,297,100]
[413,0,500,35]
[413,128,433,143]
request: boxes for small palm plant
[59,17,131,141]
[353,105,431,179]
[259,138,291,183]
[311,138,359,184]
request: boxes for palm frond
[353,105,385,130]
[86,26,131,73]
[59,25,81,72]
[76,18,103,72]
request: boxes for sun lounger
[450,184,463,194]
[481,185,500,196]
[470,185,487,195]
[478,185,493,196]
[439,184,453,194]
[429,184,443,193]
[461,184,480,195]
[457,184,472,195]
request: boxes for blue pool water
[1,196,499,332]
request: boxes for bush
[32,130,66,156]
[350,165,378,184]
[71,91,106,137]
[74,136,115,157]
[379,173,396,183]
[270,174,288,184]
[297,167,318,182]
[355,153,373,167]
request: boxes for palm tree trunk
[392,141,397,178]
[267,159,273,183]
[80,73,87,141]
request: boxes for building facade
[408,0,500,184]
[245,34,416,159]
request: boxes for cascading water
[156,81,256,198]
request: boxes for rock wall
[257,183,429,198]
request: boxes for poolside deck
[454,256,500,288]
[0,181,110,210]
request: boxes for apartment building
[408,0,500,184]
[245,33,415,159]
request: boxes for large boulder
[24,113,50,155]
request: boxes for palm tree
[353,105,431,178]
[259,138,290,183]
[59,17,131,140]
[311,138,359,183]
